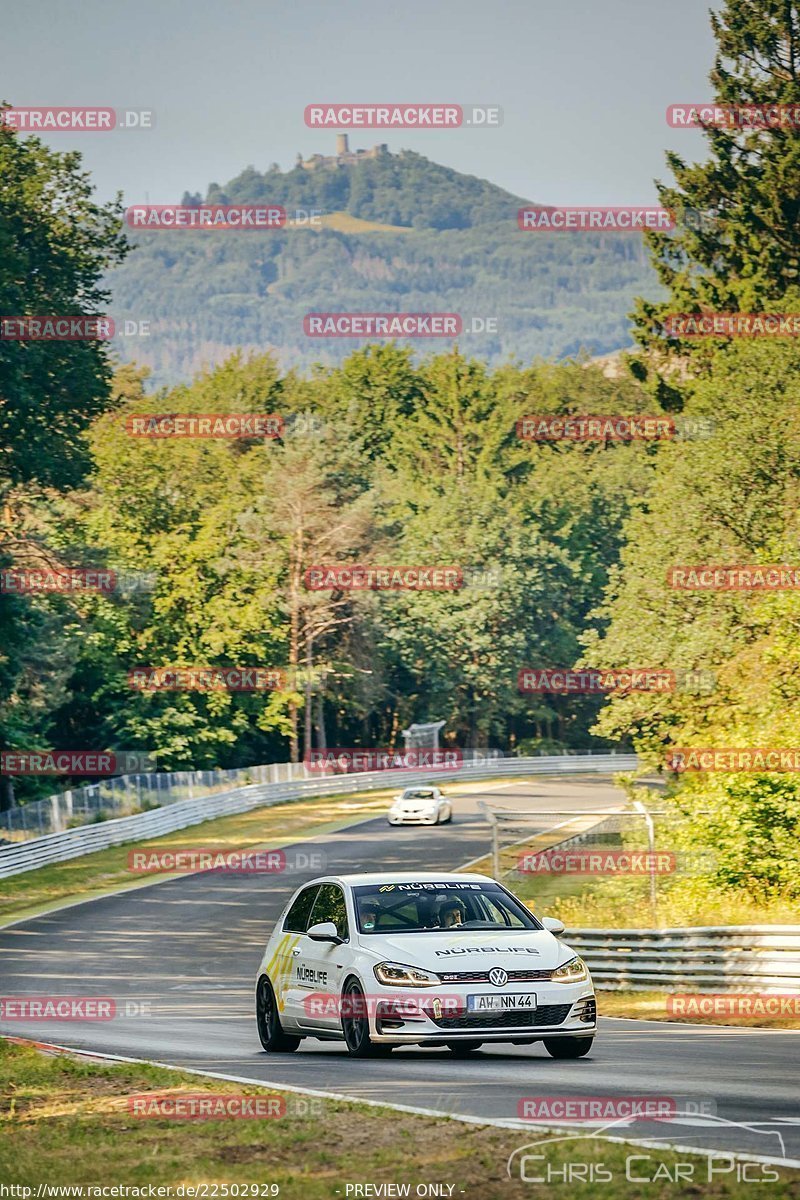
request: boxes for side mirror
[542,917,565,936]
[307,920,343,944]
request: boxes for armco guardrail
[0,752,634,879]
[567,927,800,993]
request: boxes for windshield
[400,790,436,801]
[353,881,541,934]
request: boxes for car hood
[391,800,436,809]
[358,928,569,972]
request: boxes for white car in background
[255,871,596,1058]
[387,786,452,825]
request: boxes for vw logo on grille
[488,967,508,987]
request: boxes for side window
[309,884,349,941]
[284,885,320,933]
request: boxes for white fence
[0,763,306,840]
[567,927,800,993]
[0,751,632,879]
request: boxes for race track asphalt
[1,774,798,1168]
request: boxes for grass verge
[598,990,800,1031]
[1,1039,797,1198]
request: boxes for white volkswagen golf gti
[387,787,452,825]
[255,871,596,1058]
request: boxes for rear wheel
[256,976,301,1052]
[543,1036,594,1059]
[341,979,393,1057]
[446,1041,482,1055]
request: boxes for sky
[2,0,716,206]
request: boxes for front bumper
[388,812,438,824]
[367,983,596,1044]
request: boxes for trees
[0,115,128,496]
[0,118,128,807]
[593,0,800,902]
[632,0,800,387]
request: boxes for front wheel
[543,1036,594,1059]
[341,979,393,1057]
[256,976,301,1052]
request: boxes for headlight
[551,956,589,983]
[374,961,440,987]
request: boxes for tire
[543,1036,594,1059]
[341,978,393,1057]
[446,1041,482,1055]
[444,808,453,823]
[256,975,301,1052]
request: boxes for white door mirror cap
[307,921,342,943]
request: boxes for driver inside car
[360,902,380,931]
[438,897,466,928]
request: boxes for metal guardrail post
[633,797,658,928]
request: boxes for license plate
[467,993,537,1012]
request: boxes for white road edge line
[6,1036,800,1171]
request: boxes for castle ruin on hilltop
[296,134,389,171]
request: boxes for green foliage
[0,120,128,806]
[0,114,128,493]
[22,350,659,774]
[212,149,527,229]
[110,151,659,387]
[632,0,800,377]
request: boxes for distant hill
[109,145,662,386]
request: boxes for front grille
[430,1003,572,1030]
[438,969,553,983]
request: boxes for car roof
[302,871,494,887]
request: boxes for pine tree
[632,0,800,399]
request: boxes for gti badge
[489,967,508,987]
